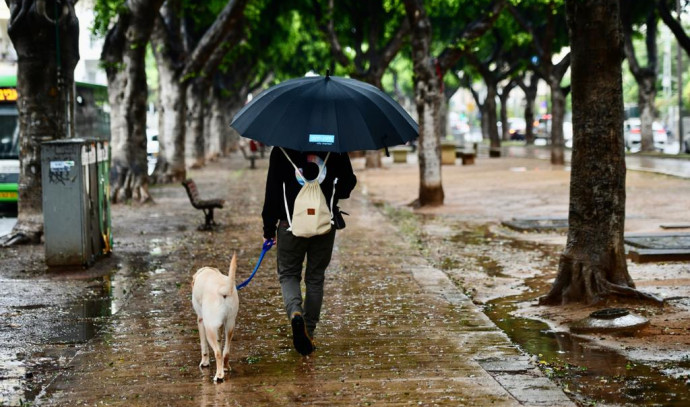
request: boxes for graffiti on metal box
[49,160,75,185]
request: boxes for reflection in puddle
[0,255,156,406]
[486,292,690,406]
[48,297,111,344]
[383,206,690,406]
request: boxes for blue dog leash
[236,239,274,290]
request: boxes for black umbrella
[229,73,418,153]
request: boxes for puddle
[381,205,690,406]
[0,256,156,406]
[485,293,690,406]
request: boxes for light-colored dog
[192,253,239,382]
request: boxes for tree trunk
[150,11,186,184]
[480,104,490,142]
[550,82,566,165]
[622,6,658,153]
[207,88,225,159]
[149,0,247,182]
[499,91,510,141]
[542,0,660,306]
[638,75,657,152]
[152,61,187,183]
[3,0,79,245]
[485,83,501,157]
[185,78,208,169]
[365,150,382,168]
[102,1,163,203]
[519,73,539,145]
[439,96,448,141]
[404,0,443,206]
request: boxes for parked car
[623,118,667,152]
[506,117,526,140]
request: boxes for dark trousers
[276,223,336,337]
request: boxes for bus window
[0,105,19,204]
[0,111,19,158]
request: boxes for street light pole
[678,0,684,154]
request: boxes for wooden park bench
[181,179,225,230]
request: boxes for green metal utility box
[41,139,112,267]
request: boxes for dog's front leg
[205,325,224,382]
[197,318,210,367]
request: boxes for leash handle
[236,240,274,290]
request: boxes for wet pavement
[2,147,689,406]
[1,153,577,406]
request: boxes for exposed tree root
[539,256,664,307]
[0,231,40,247]
[602,281,665,305]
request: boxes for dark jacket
[262,147,357,239]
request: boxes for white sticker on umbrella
[309,134,335,145]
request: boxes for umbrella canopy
[230,74,418,152]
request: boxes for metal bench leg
[199,208,216,231]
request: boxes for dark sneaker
[291,313,314,356]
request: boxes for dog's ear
[229,252,237,280]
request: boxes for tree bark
[465,78,493,151]
[207,86,226,159]
[518,73,539,145]
[404,0,443,206]
[485,83,501,155]
[4,0,79,245]
[102,0,164,203]
[150,0,245,181]
[185,78,209,169]
[549,78,567,165]
[498,80,516,141]
[542,0,661,306]
[622,7,658,152]
[150,5,186,183]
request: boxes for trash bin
[41,138,109,266]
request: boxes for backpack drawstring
[280,148,332,232]
[330,177,338,224]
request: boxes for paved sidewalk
[38,153,573,406]
[499,145,690,179]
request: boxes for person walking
[262,147,357,356]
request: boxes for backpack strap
[280,147,306,183]
[282,182,293,231]
[279,147,330,183]
[279,148,332,231]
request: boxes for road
[0,215,15,237]
[500,143,690,179]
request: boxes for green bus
[0,75,110,208]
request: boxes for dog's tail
[228,252,237,282]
